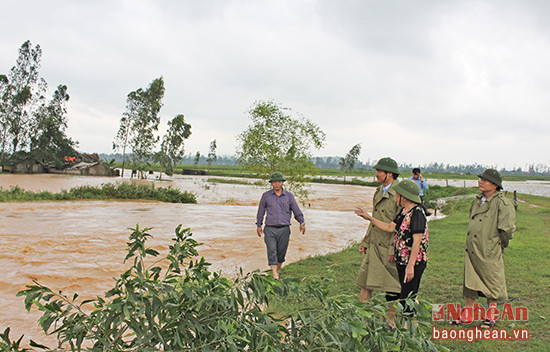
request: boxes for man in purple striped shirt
[256,172,306,279]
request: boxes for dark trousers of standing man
[263,225,291,265]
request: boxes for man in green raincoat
[356,157,402,326]
[460,168,516,329]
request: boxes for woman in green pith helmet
[355,179,429,321]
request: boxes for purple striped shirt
[256,188,305,227]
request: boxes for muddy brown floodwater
[0,174,375,347]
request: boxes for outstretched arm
[354,207,396,233]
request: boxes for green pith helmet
[478,168,503,189]
[372,157,399,175]
[393,179,422,204]
[269,172,286,182]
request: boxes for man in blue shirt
[408,168,429,201]
[409,168,431,216]
[256,172,306,279]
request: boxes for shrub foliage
[0,182,196,203]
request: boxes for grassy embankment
[275,191,550,351]
[0,183,197,203]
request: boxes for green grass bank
[278,193,550,351]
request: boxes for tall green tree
[114,77,165,179]
[236,100,326,199]
[339,143,361,184]
[30,85,78,167]
[0,74,9,169]
[130,77,165,178]
[206,139,217,169]
[193,151,201,166]
[156,114,191,179]
[113,99,136,178]
[0,40,47,166]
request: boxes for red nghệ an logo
[432,303,528,323]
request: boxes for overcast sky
[1,0,549,169]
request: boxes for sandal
[480,318,496,329]
[449,318,471,325]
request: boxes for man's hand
[257,227,263,237]
[359,245,366,254]
[300,224,306,234]
[355,207,371,220]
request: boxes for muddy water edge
[0,174,375,347]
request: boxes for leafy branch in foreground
[11,225,443,351]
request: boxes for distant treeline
[99,153,239,166]
[97,153,550,176]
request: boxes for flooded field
[2,172,548,346]
[0,174,374,346]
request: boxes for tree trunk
[121,146,126,178]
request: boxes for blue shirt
[382,182,393,195]
[256,188,305,227]
[408,176,429,196]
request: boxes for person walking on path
[355,180,429,324]
[452,168,516,329]
[256,172,306,279]
[356,157,401,328]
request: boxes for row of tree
[110,94,328,198]
[112,77,191,179]
[0,41,78,169]
[5,40,546,196]
[110,77,224,179]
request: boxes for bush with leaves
[9,225,444,351]
[0,182,197,203]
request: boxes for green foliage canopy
[207,139,217,168]
[1,41,79,169]
[114,77,166,178]
[339,143,361,183]
[236,100,326,199]
[29,85,78,167]
[156,114,192,178]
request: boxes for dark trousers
[396,262,426,315]
[263,226,290,266]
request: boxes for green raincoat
[464,191,516,300]
[357,183,401,293]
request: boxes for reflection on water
[0,174,374,346]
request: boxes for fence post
[513,190,518,210]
